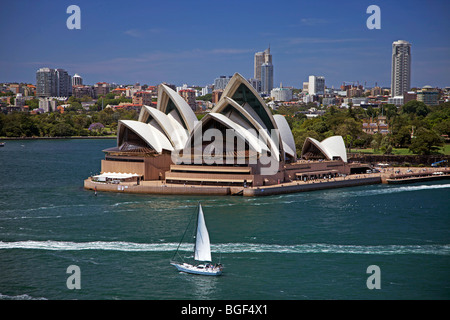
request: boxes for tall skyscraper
[391,40,411,97]
[261,62,273,95]
[55,68,72,97]
[254,51,265,81]
[254,46,273,93]
[308,75,325,95]
[36,67,72,97]
[36,68,56,98]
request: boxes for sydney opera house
[85,73,371,196]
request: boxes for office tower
[55,69,72,97]
[254,46,273,92]
[72,73,83,86]
[391,40,411,97]
[214,76,232,90]
[36,68,56,97]
[36,67,72,97]
[308,75,325,95]
[261,62,273,95]
[254,51,265,81]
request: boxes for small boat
[0,142,5,147]
[171,203,223,276]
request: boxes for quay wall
[84,179,231,196]
[85,176,382,197]
[243,177,382,197]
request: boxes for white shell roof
[320,136,347,162]
[189,113,269,154]
[139,105,189,150]
[219,73,279,131]
[214,96,280,160]
[273,114,297,159]
[302,136,347,162]
[118,120,174,153]
[158,84,197,133]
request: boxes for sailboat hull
[171,262,222,276]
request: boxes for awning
[93,172,140,181]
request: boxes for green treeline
[0,108,138,138]
[274,100,449,156]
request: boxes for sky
[1,0,449,89]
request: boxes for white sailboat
[171,203,223,276]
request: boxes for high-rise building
[254,46,272,92]
[308,75,325,95]
[391,40,411,97]
[214,76,232,90]
[36,68,56,97]
[254,51,265,82]
[72,73,83,86]
[261,62,274,95]
[55,69,72,97]
[36,67,72,97]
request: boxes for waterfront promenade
[84,167,449,197]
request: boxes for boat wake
[0,293,47,300]
[1,241,448,256]
[340,183,450,198]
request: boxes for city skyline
[0,0,449,88]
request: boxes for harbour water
[0,139,449,300]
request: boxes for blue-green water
[0,139,449,300]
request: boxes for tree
[380,135,393,154]
[409,127,444,155]
[393,126,412,147]
[335,118,363,150]
[50,122,76,137]
[401,100,430,117]
[371,133,383,152]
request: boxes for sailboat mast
[193,202,200,261]
[171,203,198,262]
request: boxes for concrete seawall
[85,176,382,197]
[243,177,382,197]
[84,179,231,196]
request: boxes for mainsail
[194,204,212,262]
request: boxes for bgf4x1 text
[225,304,267,315]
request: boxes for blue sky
[1,0,449,88]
